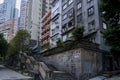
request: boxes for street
[0,65,32,80]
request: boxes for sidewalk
[0,65,32,80]
[89,75,120,80]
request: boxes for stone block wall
[41,48,102,80]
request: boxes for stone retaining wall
[41,48,102,80]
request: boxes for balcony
[51,8,60,19]
[42,25,50,33]
[41,32,50,39]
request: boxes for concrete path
[89,75,120,80]
[0,65,32,80]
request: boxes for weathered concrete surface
[20,53,75,80]
[0,65,32,80]
[41,48,102,80]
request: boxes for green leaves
[0,33,8,57]
[72,24,84,41]
[7,30,30,56]
[100,0,120,55]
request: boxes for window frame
[88,6,94,16]
[62,3,67,10]
[77,2,82,10]
[68,0,74,5]
[62,13,68,20]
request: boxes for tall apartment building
[62,0,102,44]
[0,0,16,24]
[0,19,14,42]
[61,0,75,42]
[0,0,20,41]
[50,0,62,48]
[41,0,51,17]
[41,10,51,51]
[49,0,108,51]
[19,0,28,30]
[25,0,42,44]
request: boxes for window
[88,6,94,16]
[63,13,67,20]
[62,0,67,2]
[87,0,92,3]
[63,3,67,10]
[77,2,82,10]
[102,22,107,29]
[68,20,74,28]
[68,0,73,5]
[68,33,72,38]
[62,24,67,33]
[90,36,95,43]
[68,8,74,17]
[63,35,67,42]
[77,14,82,23]
[88,20,95,31]
[52,29,55,35]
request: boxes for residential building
[0,0,20,40]
[19,0,28,30]
[0,0,16,24]
[60,0,108,51]
[42,0,51,17]
[39,0,109,52]
[25,0,51,46]
[0,19,14,42]
[50,0,62,48]
[61,0,75,42]
[41,10,51,51]
[25,0,42,45]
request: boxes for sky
[0,0,4,4]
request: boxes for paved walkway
[89,75,120,80]
[0,65,32,80]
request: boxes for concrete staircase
[20,53,75,80]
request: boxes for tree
[14,29,30,53]
[72,24,84,41]
[8,29,30,55]
[7,30,30,69]
[100,0,120,70]
[0,33,8,60]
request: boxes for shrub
[72,24,84,41]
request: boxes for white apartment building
[50,0,62,48]
[19,0,28,30]
[26,0,42,43]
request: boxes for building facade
[50,0,62,48]
[0,0,20,41]
[0,19,14,42]
[48,0,108,51]
[61,0,101,46]
[25,0,51,43]
[61,0,75,42]
[25,0,41,41]
[19,0,28,30]
[41,10,51,51]
[0,0,16,24]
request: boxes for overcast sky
[0,0,4,4]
